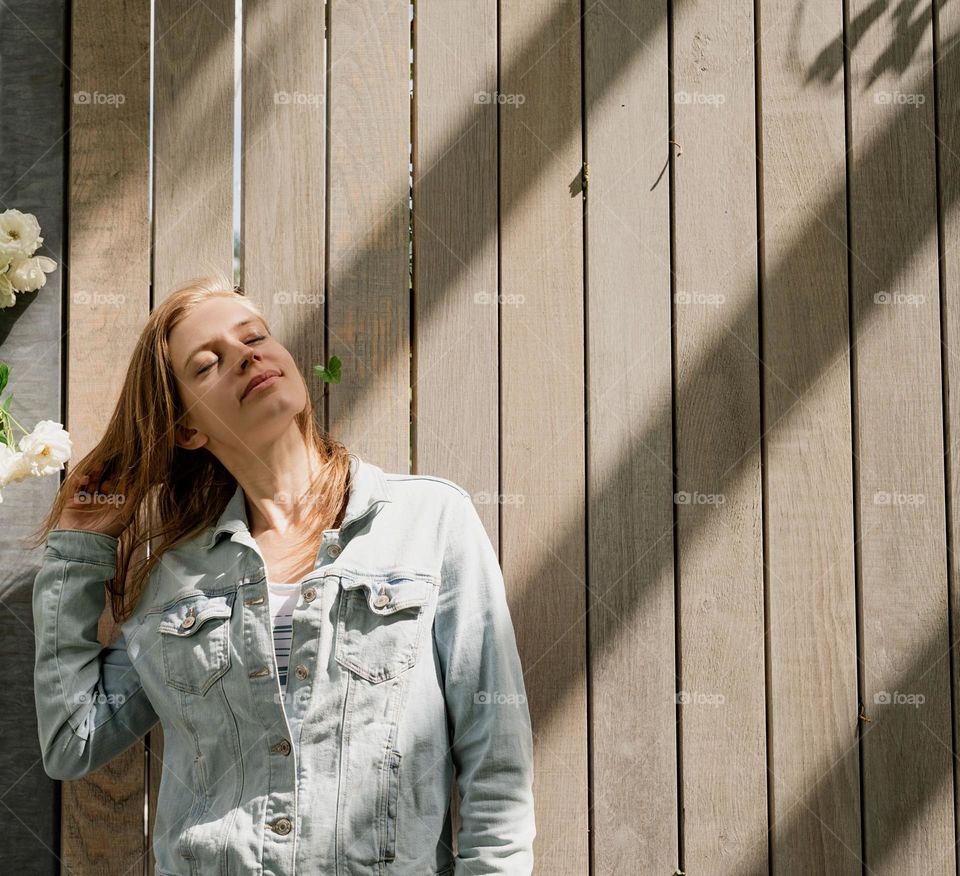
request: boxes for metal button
[302,587,317,603]
[270,738,291,756]
[180,615,196,630]
[373,593,390,608]
[270,817,293,835]
[294,664,309,680]
[326,543,342,558]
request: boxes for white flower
[0,209,43,260]
[0,273,15,309]
[17,420,72,477]
[7,255,58,293]
[0,442,32,501]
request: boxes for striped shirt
[266,578,302,695]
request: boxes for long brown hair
[27,272,352,624]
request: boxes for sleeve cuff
[45,528,119,566]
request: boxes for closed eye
[197,335,266,375]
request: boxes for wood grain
[584,0,677,871]
[672,0,767,871]
[847,0,953,871]
[326,0,411,472]
[500,0,588,871]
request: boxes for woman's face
[168,296,307,455]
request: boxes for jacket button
[373,593,390,608]
[326,543,342,558]
[294,664,309,680]
[302,587,317,603]
[271,817,293,835]
[180,615,196,630]
[270,738,291,755]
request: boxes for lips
[242,369,281,400]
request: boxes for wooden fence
[2,0,959,873]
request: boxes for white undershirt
[266,578,302,694]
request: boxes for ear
[174,422,208,450]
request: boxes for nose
[236,348,261,373]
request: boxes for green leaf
[0,361,8,397]
[312,355,342,385]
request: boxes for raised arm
[33,527,158,781]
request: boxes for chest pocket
[157,591,236,695]
[334,570,439,683]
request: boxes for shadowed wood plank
[153,0,235,300]
[412,0,498,854]
[327,0,411,472]
[938,0,960,865]
[760,1,862,872]
[242,0,327,398]
[61,0,153,873]
[500,0,588,870]
[847,0,953,871]
[673,1,766,871]
[584,0,677,871]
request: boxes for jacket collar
[203,452,391,550]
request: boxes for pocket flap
[157,592,236,637]
[339,572,436,615]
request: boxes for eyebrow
[183,316,265,372]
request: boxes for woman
[30,274,536,875]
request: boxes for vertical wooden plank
[57,0,154,873]
[412,0,498,852]
[153,0,235,301]
[672,1,766,871]
[940,0,960,863]
[499,0,587,871]
[327,0,410,471]
[0,1,67,872]
[242,1,327,406]
[760,0,862,872]
[242,0,326,390]
[848,0,953,871]
[150,1,235,871]
[583,0,677,871]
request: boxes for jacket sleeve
[435,492,536,875]
[32,527,160,781]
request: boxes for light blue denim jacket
[32,454,536,875]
